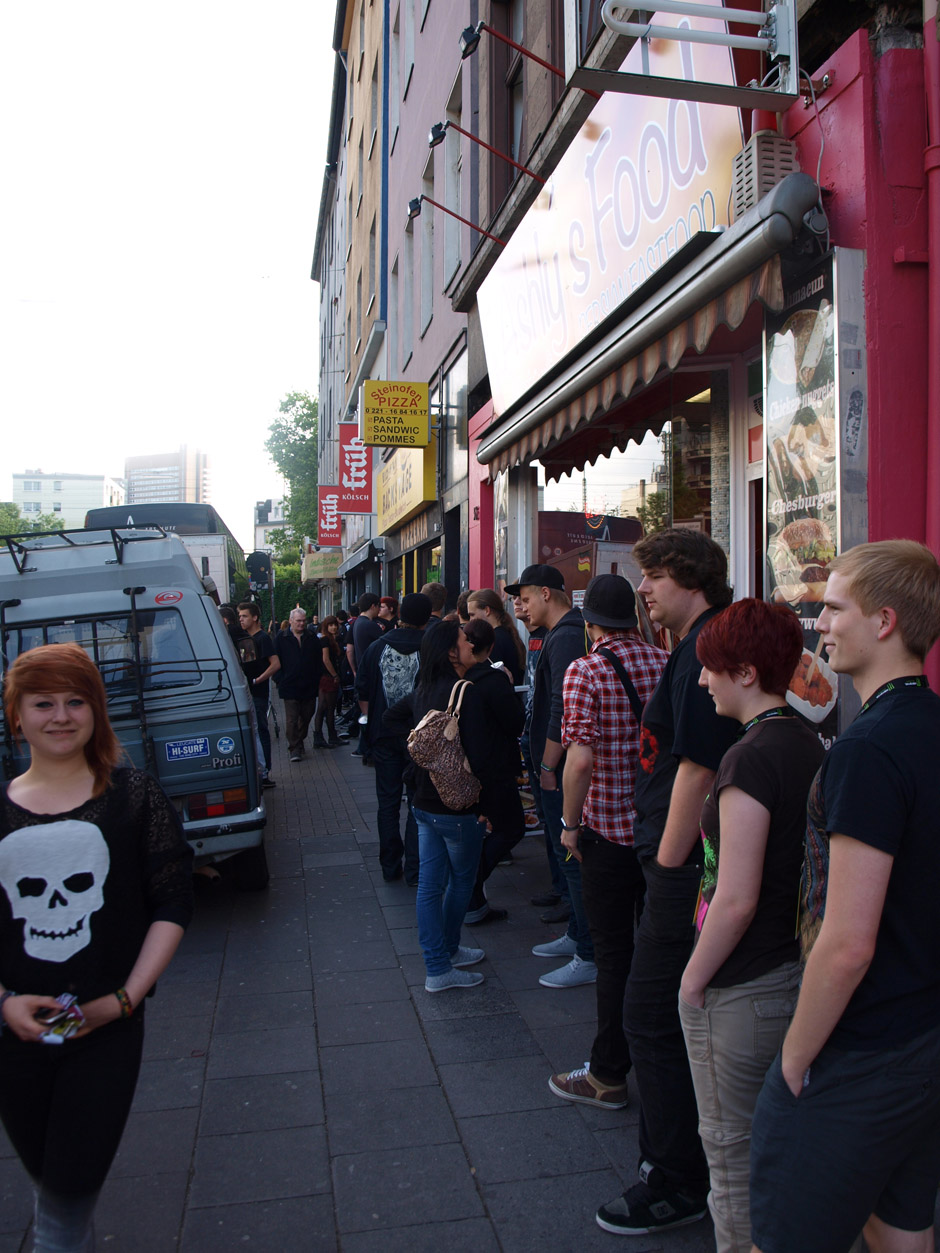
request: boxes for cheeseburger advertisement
[765,255,839,743]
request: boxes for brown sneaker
[549,1064,629,1109]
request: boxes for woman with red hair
[678,599,825,1253]
[0,643,193,1252]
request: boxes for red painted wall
[468,402,495,588]
[784,32,929,544]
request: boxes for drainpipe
[925,0,940,689]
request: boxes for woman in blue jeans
[385,618,522,992]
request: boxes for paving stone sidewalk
[2,716,929,1251]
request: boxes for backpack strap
[596,647,645,725]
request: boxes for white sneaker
[425,968,484,993]
[532,933,578,959]
[451,945,485,968]
[539,955,598,988]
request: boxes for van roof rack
[1,526,169,575]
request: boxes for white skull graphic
[0,821,110,962]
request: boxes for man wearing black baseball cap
[510,565,596,988]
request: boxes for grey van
[0,528,269,888]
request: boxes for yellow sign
[376,443,437,534]
[361,380,431,447]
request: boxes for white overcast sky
[1,1,336,549]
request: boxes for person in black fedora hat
[547,575,667,1106]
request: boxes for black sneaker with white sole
[595,1181,707,1235]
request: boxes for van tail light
[187,788,250,821]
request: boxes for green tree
[0,503,65,534]
[270,562,318,625]
[636,492,670,536]
[264,392,319,556]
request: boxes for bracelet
[540,762,556,773]
[0,990,16,1032]
[114,987,133,1019]
[561,820,581,832]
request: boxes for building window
[356,271,362,348]
[389,256,399,377]
[368,217,376,305]
[443,75,462,285]
[53,502,62,512]
[390,5,401,148]
[370,60,378,151]
[507,0,524,162]
[357,135,364,211]
[420,155,434,334]
[403,0,414,98]
[53,480,62,491]
[22,480,41,492]
[22,502,41,514]
[402,224,414,366]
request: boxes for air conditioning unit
[732,131,800,220]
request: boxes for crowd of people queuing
[233,534,940,1251]
[4,530,938,1252]
[322,535,940,1253]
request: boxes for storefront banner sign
[765,253,839,745]
[338,423,374,513]
[360,381,430,447]
[317,486,342,547]
[376,443,437,534]
[477,12,742,417]
[302,550,343,581]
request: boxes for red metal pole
[447,121,546,182]
[420,196,506,246]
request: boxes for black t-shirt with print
[634,608,738,863]
[0,769,193,1004]
[802,682,940,1050]
[237,628,275,701]
[699,715,825,987]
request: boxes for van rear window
[6,610,200,694]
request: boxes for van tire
[229,842,270,891]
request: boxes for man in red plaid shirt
[549,575,667,1110]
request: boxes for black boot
[312,732,328,749]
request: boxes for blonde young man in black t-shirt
[750,541,940,1253]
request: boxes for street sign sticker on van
[216,737,235,754]
[155,591,183,604]
[165,737,210,761]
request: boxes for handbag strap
[447,679,472,718]
[596,647,645,724]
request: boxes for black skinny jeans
[623,857,709,1194]
[0,1013,144,1198]
[467,775,526,911]
[579,830,646,1087]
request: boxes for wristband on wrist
[0,990,16,1032]
[114,987,133,1019]
[561,820,581,832]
